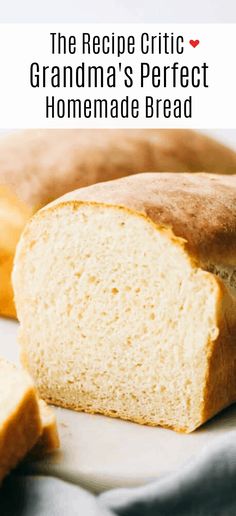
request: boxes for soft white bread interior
[13,173,236,433]
[0,357,42,482]
[1,129,236,209]
[0,185,32,318]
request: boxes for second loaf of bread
[1,129,236,209]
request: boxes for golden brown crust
[0,252,16,318]
[1,129,236,209]
[0,386,42,482]
[31,423,59,457]
[0,186,31,318]
[47,172,236,267]
[27,401,60,459]
[201,282,236,426]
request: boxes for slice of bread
[13,173,236,433]
[1,129,236,210]
[0,358,42,482]
[29,400,60,459]
[0,185,32,318]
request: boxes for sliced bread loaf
[13,173,236,432]
[0,358,42,482]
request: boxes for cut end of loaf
[13,200,231,433]
[0,358,42,482]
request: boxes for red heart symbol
[189,39,200,48]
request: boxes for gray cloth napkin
[1,431,236,516]
[0,476,113,516]
[101,431,236,516]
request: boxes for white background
[1,0,236,24]
[0,1,235,147]
[0,24,235,129]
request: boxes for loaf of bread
[0,186,32,318]
[0,357,42,482]
[1,129,236,209]
[12,172,236,432]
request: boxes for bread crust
[27,400,60,459]
[0,368,42,482]
[46,172,236,267]
[0,186,31,318]
[1,129,236,209]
